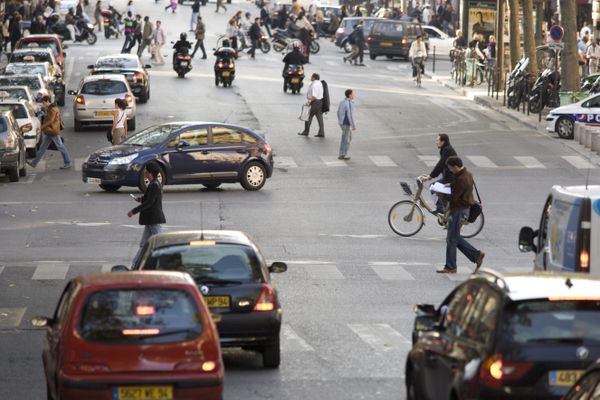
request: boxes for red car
[16,34,66,73]
[33,271,224,400]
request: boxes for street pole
[496,0,505,89]
[594,0,600,38]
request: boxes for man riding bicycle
[420,133,457,215]
[409,35,427,81]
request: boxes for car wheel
[369,52,377,60]
[128,117,136,131]
[556,117,574,139]
[8,166,19,182]
[74,119,82,132]
[139,88,148,104]
[19,157,26,177]
[27,147,37,158]
[261,337,280,368]
[241,161,266,191]
[99,184,121,192]
[202,183,221,190]
[343,40,352,53]
[138,164,165,191]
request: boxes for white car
[422,25,455,57]
[0,85,41,112]
[546,93,600,139]
[0,74,55,103]
[0,98,42,157]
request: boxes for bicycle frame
[402,179,436,214]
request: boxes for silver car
[68,74,137,132]
[0,98,42,157]
[0,74,54,103]
[0,85,41,112]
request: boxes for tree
[560,0,579,91]
[522,0,538,76]
[535,0,545,46]
[508,0,521,69]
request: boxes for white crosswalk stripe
[281,324,315,352]
[562,156,596,169]
[320,156,349,167]
[514,156,545,168]
[467,155,498,168]
[418,155,438,167]
[0,307,26,328]
[275,156,298,168]
[303,264,345,279]
[16,174,36,184]
[348,323,410,352]
[369,262,415,280]
[75,158,86,172]
[369,155,398,167]
[32,262,69,280]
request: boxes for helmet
[180,32,187,41]
[292,40,301,49]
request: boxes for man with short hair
[138,16,154,58]
[337,89,355,160]
[191,15,207,59]
[248,17,262,58]
[422,133,457,214]
[437,156,484,274]
[190,0,200,31]
[298,73,325,137]
[121,11,135,53]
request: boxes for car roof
[7,62,49,68]
[97,53,140,61]
[20,34,61,41]
[0,98,29,106]
[0,74,42,80]
[148,230,255,249]
[74,271,196,288]
[82,74,129,83]
[0,85,33,93]
[553,184,600,199]
[12,48,54,55]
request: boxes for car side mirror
[268,262,287,273]
[31,316,53,327]
[67,90,77,96]
[111,265,130,272]
[518,227,537,253]
[87,64,94,69]
[412,304,438,344]
[176,140,190,151]
[144,64,151,69]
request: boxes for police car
[546,94,600,139]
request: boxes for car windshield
[0,88,30,101]
[143,243,259,283]
[11,53,51,63]
[500,300,600,344]
[0,104,28,119]
[81,80,127,95]
[0,77,41,90]
[96,57,139,69]
[80,288,202,344]
[6,64,48,77]
[22,41,58,57]
[123,124,185,147]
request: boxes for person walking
[151,20,166,64]
[190,0,200,31]
[337,89,355,160]
[191,15,206,58]
[26,96,72,170]
[94,0,102,32]
[215,0,227,13]
[588,37,600,75]
[128,162,166,267]
[137,16,154,57]
[10,14,23,52]
[298,73,325,137]
[226,17,239,50]
[421,133,457,214]
[437,156,485,274]
[248,17,262,58]
[165,0,177,13]
[128,14,143,53]
[121,11,134,53]
[343,20,365,65]
[260,2,271,37]
[111,98,128,145]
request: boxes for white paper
[430,182,451,195]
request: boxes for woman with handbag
[111,99,128,145]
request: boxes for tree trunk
[560,0,579,91]
[535,0,545,46]
[522,0,538,76]
[508,0,521,69]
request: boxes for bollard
[580,127,590,147]
[587,127,595,148]
[433,46,436,74]
[592,132,600,153]
[574,123,582,142]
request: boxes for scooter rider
[172,32,192,64]
[65,8,77,41]
[282,40,307,75]
[214,38,237,61]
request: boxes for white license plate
[180,61,188,66]
[87,177,101,184]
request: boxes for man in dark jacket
[248,17,262,58]
[437,156,484,274]
[260,3,271,37]
[422,133,457,213]
[128,162,166,267]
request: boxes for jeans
[339,124,352,157]
[248,39,258,57]
[31,135,72,167]
[445,208,481,270]
[137,39,151,57]
[302,99,324,136]
[121,32,134,53]
[190,12,198,30]
[192,40,206,58]
[132,224,162,267]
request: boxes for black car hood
[93,144,148,158]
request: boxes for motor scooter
[173,46,192,78]
[283,64,304,94]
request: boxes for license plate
[204,296,230,308]
[291,78,300,83]
[115,386,173,400]
[222,71,230,77]
[549,370,584,387]
[87,177,101,184]
[180,61,188,66]
[95,111,113,117]
[380,41,393,47]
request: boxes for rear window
[80,288,202,344]
[0,104,28,119]
[6,64,47,76]
[0,77,40,90]
[11,53,51,63]
[81,80,127,95]
[21,41,59,57]
[143,243,260,283]
[96,57,140,69]
[501,300,600,344]
[0,88,30,101]
[373,22,404,37]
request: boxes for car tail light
[75,95,85,105]
[579,201,591,272]
[125,94,133,103]
[122,328,160,335]
[480,355,534,387]
[402,38,407,45]
[135,305,155,316]
[21,122,32,132]
[287,70,292,75]
[189,240,216,246]
[64,363,110,374]
[367,35,372,42]
[581,249,590,270]
[254,284,275,312]
[299,69,304,75]
[175,361,217,372]
[228,63,234,68]
[217,62,224,68]
[134,72,144,82]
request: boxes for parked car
[270,1,293,29]
[422,25,454,56]
[32,271,224,400]
[0,85,41,112]
[546,94,600,139]
[407,269,600,400]
[0,74,54,104]
[68,74,136,131]
[88,54,151,103]
[112,230,288,368]
[0,98,42,157]
[81,122,274,192]
[335,17,380,53]
[5,62,65,105]
[367,19,426,60]
[0,110,27,182]
[15,34,66,73]
[9,48,61,78]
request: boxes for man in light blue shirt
[337,89,355,160]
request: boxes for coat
[195,21,205,40]
[336,98,355,129]
[41,105,61,136]
[449,168,475,211]
[429,143,457,184]
[132,180,166,225]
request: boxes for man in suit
[128,162,166,267]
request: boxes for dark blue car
[82,122,274,192]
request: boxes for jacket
[449,168,475,211]
[132,180,166,225]
[429,143,457,184]
[143,21,154,40]
[249,23,262,41]
[195,21,205,40]
[283,49,306,66]
[41,105,61,136]
[337,98,355,129]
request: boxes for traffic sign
[550,25,565,42]
[549,42,565,50]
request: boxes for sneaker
[60,163,73,169]
[26,161,35,168]
[475,252,485,272]
[338,155,345,160]
[297,132,308,136]
[436,267,457,274]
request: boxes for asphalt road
[1,2,599,399]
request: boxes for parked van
[519,185,600,273]
[367,20,426,60]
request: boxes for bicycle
[387,177,485,238]
[413,56,424,88]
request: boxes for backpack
[321,80,330,113]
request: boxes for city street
[1,1,599,399]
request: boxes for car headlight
[108,154,138,165]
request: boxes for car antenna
[200,202,205,240]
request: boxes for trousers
[445,209,481,270]
[302,99,324,136]
[338,124,352,156]
[131,224,162,267]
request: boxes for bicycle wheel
[461,212,484,238]
[388,200,425,237]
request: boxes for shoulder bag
[468,182,482,223]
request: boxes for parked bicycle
[388,177,485,238]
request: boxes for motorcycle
[273,29,320,54]
[283,64,304,94]
[51,17,97,45]
[215,57,235,87]
[238,32,271,54]
[173,47,192,78]
[506,57,530,109]
[101,9,120,39]
[528,67,560,113]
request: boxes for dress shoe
[436,267,457,274]
[475,252,485,272]
[314,134,324,137]
[297,132,308,136]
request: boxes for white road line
[348,323,410,352]
[303,264,344,279]
[369,263,415,281]
[418,155,438,167]
[17,174,36,184]
[66,54,76,79]
[467,155,498,168]
[0,307,26,327]
[369,155,398,167]
[284,260,334,265]
[321,156,349,167]
[275,156,298,168]
[326,60,339,66]
[514,156,545,168]
[281,324,314,352]
[562,156,596,169]
[32,263,69,280]
[74,158,86,172]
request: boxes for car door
[207,126,252,179]
[535,195,552,270]
[165,127,210,183]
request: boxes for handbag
[299,104,310,121]
[467,182,482,223]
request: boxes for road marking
[514,156,545,169]
[369,262,415,280]
[17,174,36,184]
[348,323,410,352]
[562,156,596,169]
[74,158,86,172]
[0,307,26,328]
[326,60,339,67]
[275,156,298,168]
[281,324,314,352]
[303,264,344,279]
[32,262,69,280]
[467,155,498,168]
[418,155,438,167]
[285,260,334,265]
[66,54,76,79]
[36,160,46,171]
[321,156,348,167]
[369,155,398,167]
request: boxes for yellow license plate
[549,370,584,387]
[95,111,113,117]
[222,71,230,77]
[380,41,393,47]
[205,296,230,308]
[116,386,173,400]
[291,78,300,83]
